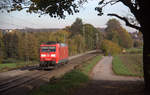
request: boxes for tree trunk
[142,15,150,93]
[143,33,150,94]
[139,1,150,93]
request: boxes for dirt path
[91,56,143,81]
[73,56,144,95]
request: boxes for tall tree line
[0,18,133,63]
[0,19,103,63]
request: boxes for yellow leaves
[68,34,85,55]
[106,19,133,49]
[101,40,122,55]
[48,30,70,43]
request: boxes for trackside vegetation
[30,55,102,95]
[112,54,143,77]
[80,55,102,75]
[0,59,38,72]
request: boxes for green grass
[0,59,39,72]
[0,63,17,68]
[112,54,143,77]
[81,55,102,75]
[30,55,102,95]
[126,48,143,54]
[112,56,133,76]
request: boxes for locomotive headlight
[51,54,56,57]
[41,54,46,57]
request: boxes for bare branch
[110,0,119,5]
[101,0,118,8]
[120,0,139,21]
[108,13,141,31]
[95,0,120,16]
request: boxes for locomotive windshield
[49,46,56,52]
[41,46,56,52]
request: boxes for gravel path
[73,56,144,95]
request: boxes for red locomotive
[40,41,68,67]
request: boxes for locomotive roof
[45,41,58,45]
[41,41,67,46]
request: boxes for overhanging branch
[108,13,141,31]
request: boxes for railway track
[0,51,99,95]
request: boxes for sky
[0,0,137,32]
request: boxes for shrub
[101,40,122,55]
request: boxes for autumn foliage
[101,40,122,55]
[0,18,102,62]
[0,18,134,63]
[106,19,133,49]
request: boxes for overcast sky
[0,0,137,32]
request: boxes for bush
[101,40,122,55]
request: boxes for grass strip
[112,55,143,76]
[0,60,39,72]
[81,55,102,75]
[30,55,102,95]
[118,54,143,77]
[112,56,133,76]
[126,48,143,54]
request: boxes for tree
[70,18,83,36]
[106,19,133,48]
[108,30,119,43]
[0,0,82,19]
[73,34,85,53]
[83,24,102,50]
[119,28,133,48]
[49,30,70,43]
[0,31,5,64]
[68,34,85,55]
[133,40,143,48]
[0,0,149,91]
[95,0,150,91]
[106,19,122,32]
[101,40,122,55]
[22,33,38,60]
[3,30,19,58]
[16,31,24,60]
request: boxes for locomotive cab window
[41,47,49,52]
[49,46,56,52]
[41,46,56,52]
